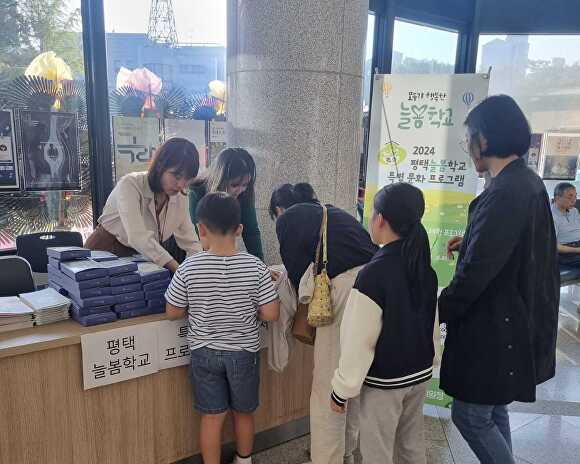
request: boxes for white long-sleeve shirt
[98,172,202,267]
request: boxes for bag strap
[314,205,328,272]
[321,205,328,268]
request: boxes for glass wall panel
[0,0,91,250]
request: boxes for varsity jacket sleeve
[331,288,383,406]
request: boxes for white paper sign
[209,121,226,143]
[81,323,159,389]
[164,118,207,171]
[113,116,161,181]
[157,319,190,369]
[164,119,205,152]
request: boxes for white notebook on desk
[0,297,35,316]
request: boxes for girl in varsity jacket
[330,183,438,464]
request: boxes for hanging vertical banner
[0,110,18,190]
[19,111,81,191]
[164,119,207,171]
[366,74,489,408]
[365,74,490,287]
[113,116,161,182]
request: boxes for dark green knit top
[188,184,264,260]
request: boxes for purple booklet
[89,251,118,262]
[47,246,90,261]
[110,283,142,295]
[137,262,170,283]
[148,305,165,314]
[71,303,112,317]
[48,256,61,269]
[69,293,119,309]
[49,266,111,298]
[145,289,166,300]
[60,260,108,282]
[115,291,145,304]
[110,272,141,287]
[114,300,146,313]
[97,258,138,276]
[116,307,153,319]
[48,265,111,289]
[147,297,166,308]
[72,310,117,326]
[63,283,111,300]
[142,279,171,292]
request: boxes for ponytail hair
[373,183,432,296]
[269,182,318,219]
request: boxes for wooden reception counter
[0,315,313,464]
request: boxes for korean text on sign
[157,319,191,370]
[81,323,159,390]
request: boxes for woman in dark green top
[189,147,264,259]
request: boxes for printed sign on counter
[81,322,159,389]
[157,319,190,370]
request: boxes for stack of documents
[0,297,34,333]
[19,288,71,325]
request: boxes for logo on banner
[462,92,475,107]
[378,141,407,166]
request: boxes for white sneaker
[231,455,252,464]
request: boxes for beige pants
[310,267,362,464]
[359,382,428,464]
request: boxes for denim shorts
[190,347,260,414]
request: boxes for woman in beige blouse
[85,138,202,272]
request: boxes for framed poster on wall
[538,132,580,181]
[0,109,19,190]
[19,111,81,191]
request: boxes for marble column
[227,0,369,263]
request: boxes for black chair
[16,231,83,273]
[0,256,35,297]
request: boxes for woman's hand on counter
[166,260,179,273]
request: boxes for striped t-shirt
[165,251,278,352]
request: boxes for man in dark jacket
[439,95,559,464]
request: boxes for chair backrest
[0,256,35,297]
[16,231,83,273]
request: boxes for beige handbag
[307,205,334,327]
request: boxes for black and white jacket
[331,240,438,407]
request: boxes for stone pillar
[227,0,369,263]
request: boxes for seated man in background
[552,182,580,266]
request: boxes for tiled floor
[252,289,580,464]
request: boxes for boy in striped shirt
[166,192,280,464]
